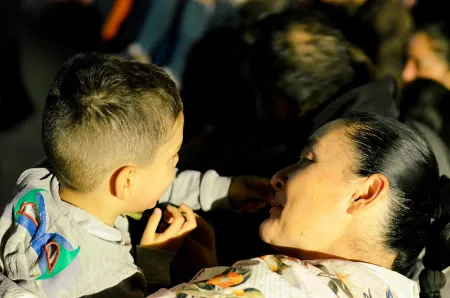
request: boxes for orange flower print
[337,273,350,284]
[207,272,244,288]
[205,268,251,288]
[176,287,264,298]
[259,255,293,275]
[234,289,245,296]
[260,256,279,272]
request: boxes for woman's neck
[273,226,397,270]
[304,235,397,269]
[275,245,396,270]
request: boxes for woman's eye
[299,156,311,164]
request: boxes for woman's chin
[259,216,278,245]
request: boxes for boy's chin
[138,198,158,211]
[126,200,158,215]
[146,200,158,210]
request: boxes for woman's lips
[269,192,286,217]
[271,192,287,207]
[269,206,283,217]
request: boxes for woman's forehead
[307,120,351,156]
[309,120,346,144]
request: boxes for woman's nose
[271,170,287,191]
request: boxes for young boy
[0,53,271,297]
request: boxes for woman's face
[260,120,361,253]
[402,32,450,88]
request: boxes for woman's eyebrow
[304,138,318,151]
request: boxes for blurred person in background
[179,8,398,178]
[180,0,292,139]
[403,22,450,90]
[351,0,412,83]
[297,0,412,84]
[125,0,216,85]
[179,9,359,176]
[124,0,261,86]
[400,79,450,152]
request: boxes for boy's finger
[162,205,186,237]
[141,208,162,242]
[158,222,169,233]
[164,218,174,224]
[164,216,174,224]
[163,209,174,224]
[179,204,197,232]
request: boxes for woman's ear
[112,166,137,201]
[348,174,389,214]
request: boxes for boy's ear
[347,174,389,214]
[112,166,137,201]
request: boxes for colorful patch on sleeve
[14,189,80,280]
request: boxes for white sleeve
[158,169,232,212]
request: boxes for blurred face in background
[402,32,450,89]
[402,0,416,9]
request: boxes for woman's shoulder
[151,255,419,298]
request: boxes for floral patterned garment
[149,255,420,298]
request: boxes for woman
[403,22,450,89]
[151,112,450,298]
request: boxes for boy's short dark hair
[43,53,183,192]
[250,10,354,116]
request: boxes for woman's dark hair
[419,22,450,67]
[342,112,450,297]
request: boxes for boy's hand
[228,176,275,212]
[140,204,197,252]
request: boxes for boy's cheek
[146,198,159,210]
